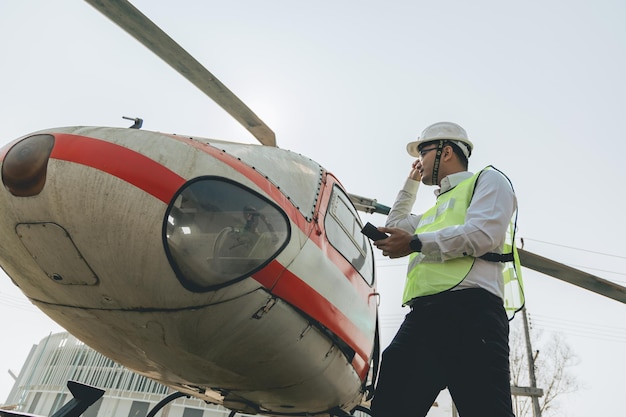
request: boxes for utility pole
[522,306,542,417]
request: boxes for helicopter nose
[1,134,54,197]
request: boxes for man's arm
[385,159,424,232]
[385,178,422,232]
[374,163,423,259]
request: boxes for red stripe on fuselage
[51,134,186,203]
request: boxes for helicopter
[0,1,625,417]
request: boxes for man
[216,205,280,258]
[370,122,523,417]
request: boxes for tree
[509,317,580,417]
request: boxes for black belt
[479,252,514,262]
[408,288,502,310]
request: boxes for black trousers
[371,288,515,417]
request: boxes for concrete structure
[3,332,242,417]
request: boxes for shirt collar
[434,171,473,196]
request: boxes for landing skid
[0,381,373,417]
[145,392,373,417]
[138,391,373,417]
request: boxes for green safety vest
[403,166,525,318]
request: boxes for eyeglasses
[417,147,438,159]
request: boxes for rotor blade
[84,0,276,147]
[518,248,626,304]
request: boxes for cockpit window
[164,177,290,292]
[325,185,375,285]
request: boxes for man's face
[416,143,439,185]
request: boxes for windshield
[164,177,290,292]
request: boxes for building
[3,332,243,417]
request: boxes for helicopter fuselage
[0,126,378,416]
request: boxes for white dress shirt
[385,168,517,299]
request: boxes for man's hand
[410,159,422,181]
[373,227,414,258]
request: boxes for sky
[1,0,625,416]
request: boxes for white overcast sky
[1,1,626,416]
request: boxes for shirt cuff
[403,178,420,194]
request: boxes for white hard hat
[407,121,474,159]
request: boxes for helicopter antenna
[122,116,143,129]
[85,0,276,147]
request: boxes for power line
[523,237,626,261]
[530,323,626,344]
[528,312,626,344]
[530,313,626,331]
[523,237,626,282]
[380,310,626,345]
[0,291,40,314]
